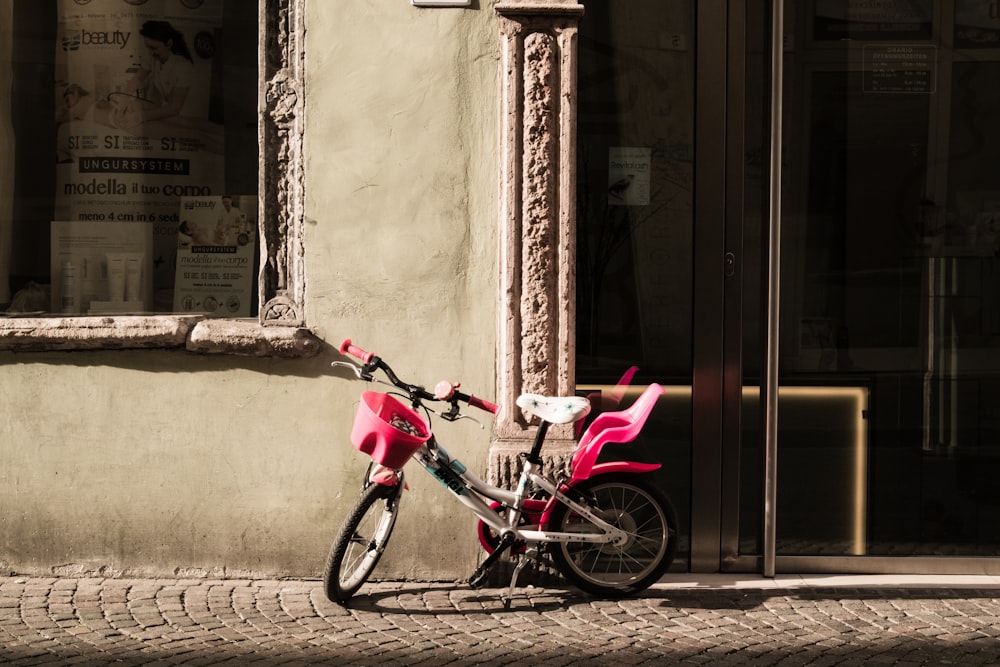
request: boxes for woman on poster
[111,20,195,129]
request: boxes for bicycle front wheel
[547,473,677,597]
[323,480,401,604]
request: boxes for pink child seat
[570,382,665,481]
[574,366,639,438]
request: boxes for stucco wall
[0,2,499,581]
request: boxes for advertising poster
[50,220,153,314]
[173,195,256,317]
[54,0,224,311]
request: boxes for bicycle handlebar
[338,338,500,416]
[462,393,501,415]
[339,338,375,364]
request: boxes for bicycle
[324,339,679,608]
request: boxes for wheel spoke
[324,484,401,604]
[551,476,677,595]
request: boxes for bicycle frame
[410,375,666,544]
[412,439,630,547]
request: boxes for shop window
[0,0,310,355]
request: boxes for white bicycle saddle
[516,394,592,425]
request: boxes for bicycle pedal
[467,532,516,589]
[467,567,490,589]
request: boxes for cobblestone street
[2,575,1000,665]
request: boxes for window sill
[0,315,321,358]
[187,318,321,357]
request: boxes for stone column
[491,1,584,486]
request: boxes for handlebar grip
[339,338,375,364]
[467,394,501,415]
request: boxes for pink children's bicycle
[325,339,678,608]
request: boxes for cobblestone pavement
[2,575,1000,666]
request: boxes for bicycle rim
[324,482,400,603]
[550,475,676,595]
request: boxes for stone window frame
[0,0,318,358]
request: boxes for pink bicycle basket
[351,391,431,468]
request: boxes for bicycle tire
[323,480,401,604]
[547,473,678,597]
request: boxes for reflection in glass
[741,0,1000,559]
[575,0,695,567]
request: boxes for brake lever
[426,402,484,429]
[444,412,485,429]
[330,360,371,381]
[458,413,485,429]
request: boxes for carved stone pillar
[259,0,306,326]
[491,1,584,486]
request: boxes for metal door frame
[690,0,729,572]
[699,0,1000,577]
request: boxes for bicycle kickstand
[500,545,538,610]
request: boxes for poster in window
[50,220,154,314]
[54,0,224,311]
[954,1,1000,48]
[608,147,651,206]
[813,0,932,41]
[173,195,256,318]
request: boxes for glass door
[575,0,699,569]
[731,0,1000,572]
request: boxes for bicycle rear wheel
[323,480,402,604]
[547,473,677,597]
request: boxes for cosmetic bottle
[60,260,77,314]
